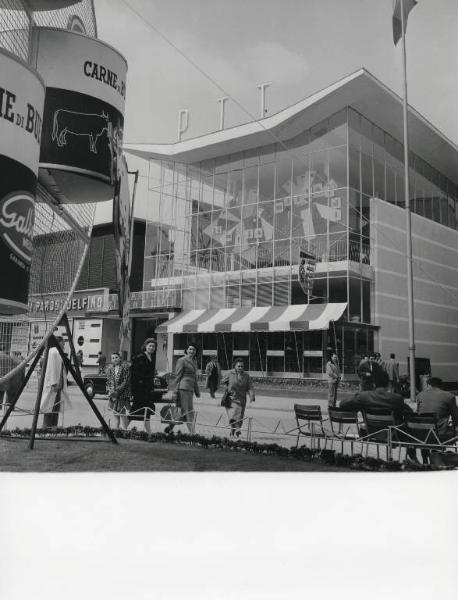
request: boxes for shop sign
[9,322,30,357]
[134,289,181,310]
[28,288,109,316]
[30,28,127,202]
[0,49,45,314]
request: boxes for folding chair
[328,407,361,456]
[292,404,328,450]
[402,414,449,464]
[360,409,401,461]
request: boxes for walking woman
[166,344,200,434]
[106,351,130,430]
[205,353,221,399]
[221,358,255,439]
[130,338,157,434]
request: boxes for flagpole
[400,0,416,404]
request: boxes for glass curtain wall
[143,105,456,375]
[170,109,352,311]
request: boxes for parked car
[83,369,168,403]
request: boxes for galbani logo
[0,192,34,264]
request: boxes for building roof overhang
[124,69,458,186]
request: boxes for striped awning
[155,303,347,333]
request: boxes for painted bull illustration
[52,109,112,154]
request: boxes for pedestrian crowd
[38,339,456,463]
[39,336,255,440]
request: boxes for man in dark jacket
[340,371,417,461]
[340,371,413,423]
[357,353,385,391]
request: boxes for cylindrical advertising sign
[30,27,128,203]
[0,49,45,314]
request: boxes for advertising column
[30,27,128,203]
[0,49,45,314]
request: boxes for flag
[393,0,417,45]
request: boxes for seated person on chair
[340,371,417,461]
[416,377,457,442]
[340,371,413,422]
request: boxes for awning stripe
[155,303,348,334]
[165,309,206,333]
[251,306,288,331]
[230,306,271,332]
[290,304,328,330]
[269,305,312,332]
[197,308,238,332]
[214,308,252,332]
[308,302,347,329]
[182,309,220,333]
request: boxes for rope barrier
[3,399,457,460]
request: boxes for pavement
[0,375,420,459]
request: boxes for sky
[94,0,458,147]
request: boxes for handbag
[161,389,180,406]
[220,388,232,408]
[160,404,182,424]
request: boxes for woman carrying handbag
[221,358,255,439]
[165,344,200,434]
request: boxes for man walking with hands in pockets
[326,352,341,408]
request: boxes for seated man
[416,377,457,442]
[340,370,417,461]
[341,371,413,421]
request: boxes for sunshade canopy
[155,303,347,334]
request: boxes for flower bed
[1,426,453,471]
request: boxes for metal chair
[292,404,328,450]
[328,407,361,456]
[402,414,456,463]
[359,409,402,461]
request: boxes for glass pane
[274,240,290,266]
[257,282,273,306]
[257,241,273,269]
[243,165,258,204]
[349,189,361,234]
[361,151,373,196]
[396,171,405,208]
[349,147,360,190]
[373,156,385,200]
[276,152,292,199]
[274,198,291,240]
[200,173,214,212]
[329,146,347,189]
[259,163,275,202]
[227,169,243,207]
[385,166,396,204]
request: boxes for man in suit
[326,353,341,408]
[417,377,457,441]
[340,370,418,461]
[340,371,413,422]
[358,353,384,391]
[385,353,399,393]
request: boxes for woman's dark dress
[129,352,156,421]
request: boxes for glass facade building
[131,72,458,379]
